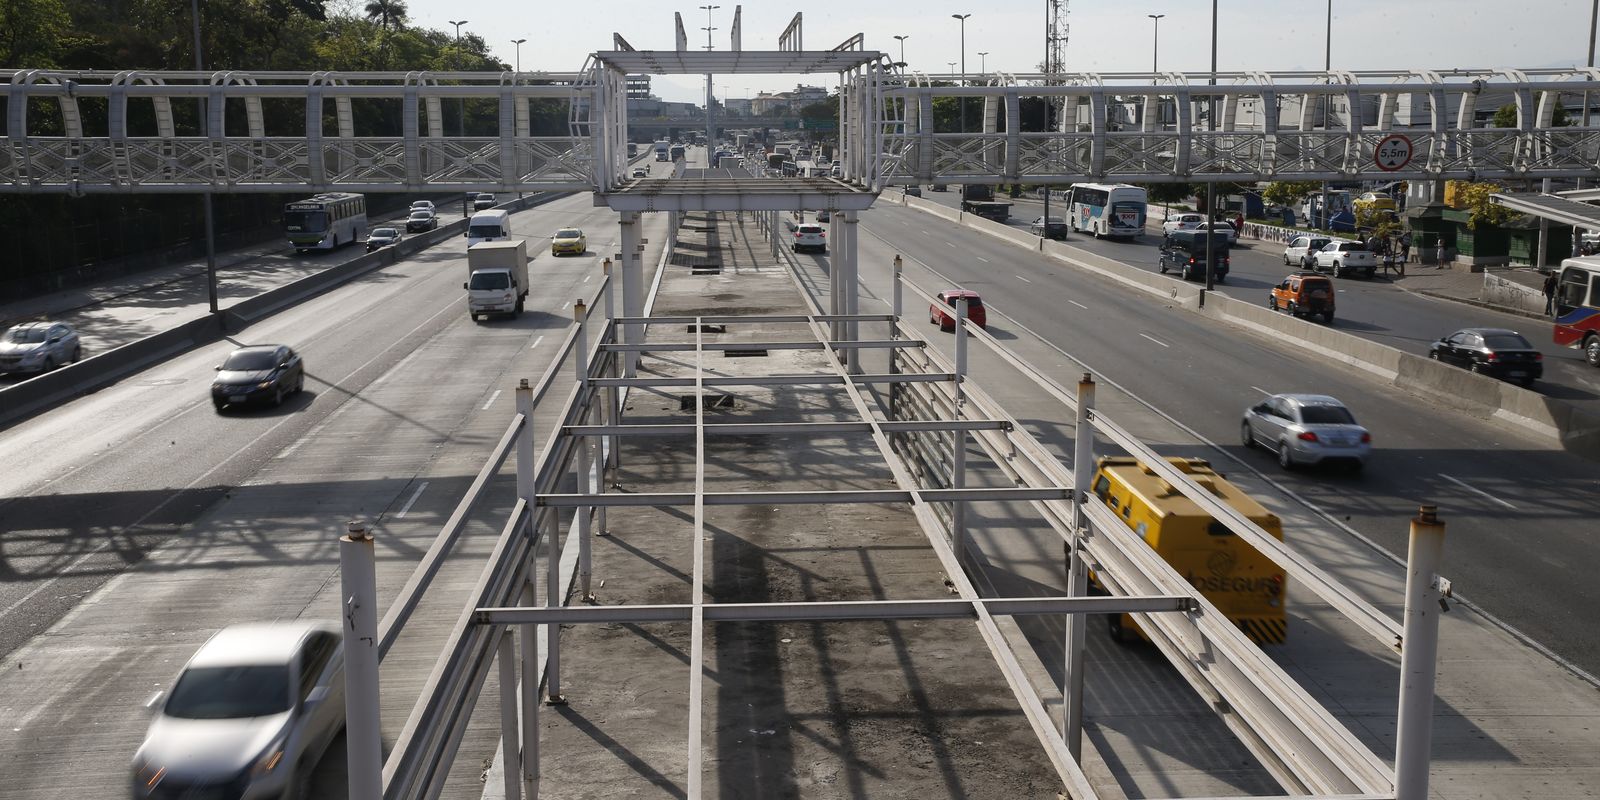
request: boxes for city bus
[283,192,367,252]
[1066,183,1148,239]
[1553,256,1600,367]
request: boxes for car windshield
[477,194,494,201]
[409,212,430,219]
[1299,405,1356,425]
[373,228,398,237]
[411,202,431,208]
[467,225,502,239]
[282,210,328,233]
[469,272,511,290]
[556,229,582,238]
[222,350,279,371]
[1483,333,1533,350]
[5,327,47,343]
[164,665,290,719]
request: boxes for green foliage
[1262,180,1320,207]
[0,0,72,66]
[1143,183,1193,205]
[1492,103,1518,129]
[1453,181,1521,230]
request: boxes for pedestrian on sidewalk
[1544,271,1559,315]
[1399,230,1411,263]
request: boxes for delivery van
[466,209,511,248]
[1090,456,1287,645]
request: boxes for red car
[930,289,987,331]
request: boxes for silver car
[1241,393,1371,470]
[0,321,82,374]
[132,623,345,800]
[1282,234,1333,268]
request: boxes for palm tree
[364,0,408,30]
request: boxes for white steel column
[544,504,565,704]
[619,211,643,377]
[496,630,522,800]
[951,297,969,556]
[515,379,535,507]
[841,210,861,374]
[340,520,382,800]
[519,584,540,798]
[1063,373,1095,757]
[827,211,841,344]
[574,301,594,601]
[1395,506,1448,800]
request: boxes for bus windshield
[283,210,328,233]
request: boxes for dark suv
[1269,273,1336,323]
[1158,230,1231,282]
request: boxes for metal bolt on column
[340,519,382,800]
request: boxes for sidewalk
[1390,264,1551,321]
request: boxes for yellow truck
[1090,456,1288,645]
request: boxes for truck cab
[464,239,530,322]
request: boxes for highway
[788,200,1600,678]
[910,189,1600,414]
[0,169,671,797]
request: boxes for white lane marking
[370,348,423,387]
[921,230,930,235]
[945,241,957,248]
[1139,333,1170,348]
[1015,275,1032,284]
[1250,385,1271,395]
[481,389,503,410]
[561,301,571,310]
[976,256,990,263]
[1439,473,1518,510]
[584,275,592,283]
[531,335,546,350]
[395,481,429,518]
[1068,300,1089,310]
[276,400,356,459]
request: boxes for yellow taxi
[551,228,587,256]
[1090,456,1288,645]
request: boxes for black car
[1029,216,1069,240]
[1428,328,1543,386]
[365,227,401,251]
[404,210,436,233]
[1158,230,1231,282]
[212,345,305,410]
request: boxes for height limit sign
[1375,133,1413,172]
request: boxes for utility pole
[1148,14,1164,73]
[701,4,720,152]
[451,20,469,219]
[190,0,218,318]
[1044,0,1069,236]
[952,13,971,134]
[893,34,909,68]
[1321,0,1331,230]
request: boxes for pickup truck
[959,185,1012,222]
[1312,240,1378,279]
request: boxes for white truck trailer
[464,239,529,321]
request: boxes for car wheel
[1267,296,1277,310]
[1283,253,1290,265]
[1158,263,1168,274]
[1323,310,1335,324]
[1241,421,1255,448]
[1287,301,1299,317]
[1278,442,1295,470]
[295,374,305,394]
[1585,337,1600,367]
[273,385,286,406]
[1215,274,1226,284]
[1519,376,1535,389]
[471,313,480,323]
[72,345,82,362]
[1470,361,1489,375]
[42,356,56,371]
[213,400,226,413]
[1429,351,1441,361]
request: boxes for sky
[391,0,1596,103]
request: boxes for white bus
[284,192,367,251]
[1066,183,1148,239]
[466,209,512,248]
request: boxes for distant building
[626,75,652,101]
[725,98,753,116]
[751,84,831,115]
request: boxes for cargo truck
[960,185,1013,222]
[464,239,529,322]
[670,144,686,161]
[654,140,670,161]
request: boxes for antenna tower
[1045,0,1069,127]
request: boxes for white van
[466,209,511,248]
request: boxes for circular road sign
[1375,134,1413,172]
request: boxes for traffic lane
[0,216,667,799]
[0,195,644,659]
[898,191,1600,408]
[855,205,1600,674]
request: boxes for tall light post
[450,19,469,218]
[511,38,526,72]
[893,34,909,68]
[1320,0,1331,231]
[952,13,971,133]
[1147,14,1164,73]
[978,51,989,74]
[189,0,217,317]
[701,4,719,149]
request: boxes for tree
[363,0,404,31]
[1262,180,1321,208]
[1492,103,1518,129]
[1452,181,1520,230]
[1143,183,1193,206]
[0,0,71,66]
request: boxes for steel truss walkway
[5,65,1599,195]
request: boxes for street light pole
[978,51,988,74]
[952,13,971,134]
[701,4,719,149]
[450,19,469,219]
[511,38,526,73]
[1321,0,1331,230]
[189,0,218,317]
[893,34,909,69]
[1148,14,1164,73]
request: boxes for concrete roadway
[0,181,670,797]
[790,201,1600,679]
[911,189,1600,414]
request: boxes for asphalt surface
[788,200,1600,678]
[912,189,1600,415]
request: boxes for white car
[1283,234,1333,268]
[0,321,82,374]
[409,200,435,212]
[1161,213,1205,235]
[632,167,649,178]
[792,224,827,254]
[1313,240,1379,279]
[1201,221,1238,245]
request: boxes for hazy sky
[391,0,1593,102]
